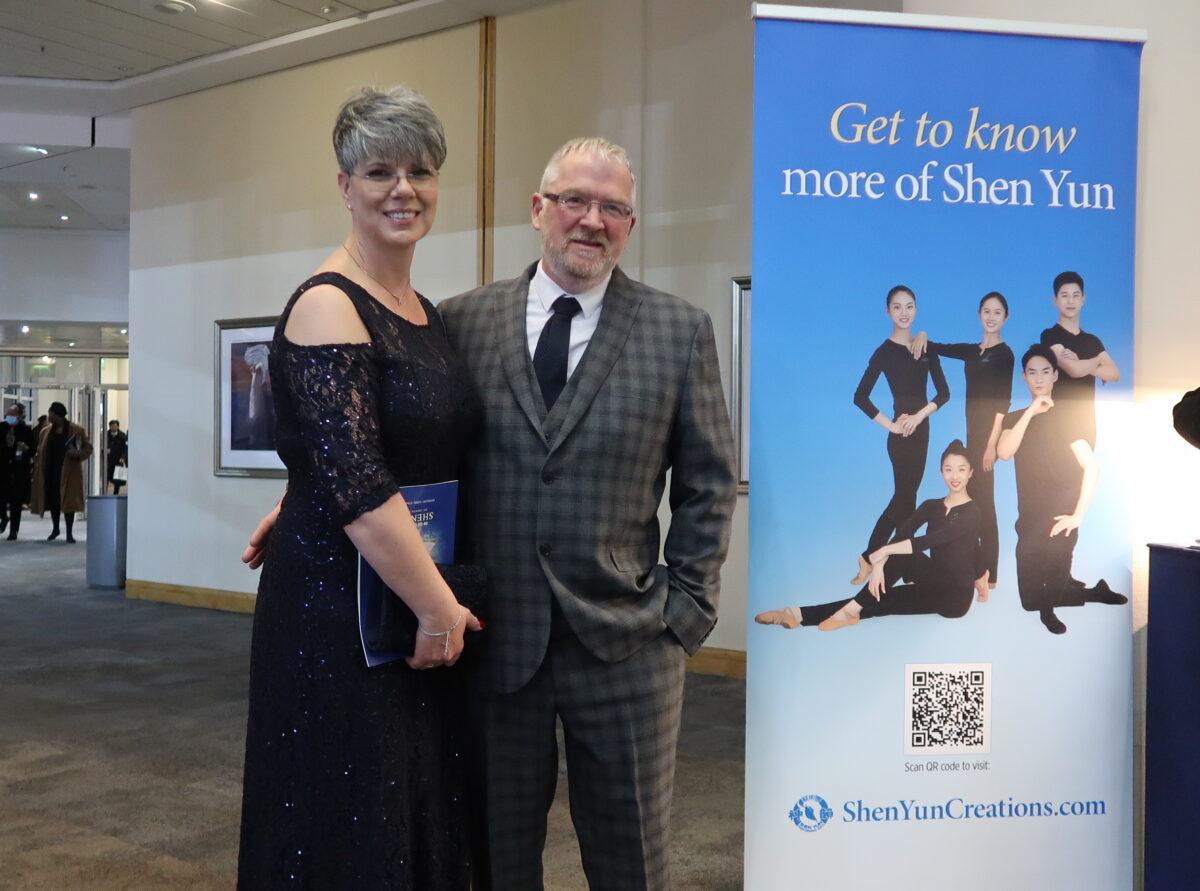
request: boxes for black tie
[533,296,582,411]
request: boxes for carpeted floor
[0,513,744,889]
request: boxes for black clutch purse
[359,561,489,664]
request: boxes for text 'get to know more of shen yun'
[779,104,1115,210]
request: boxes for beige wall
[127,24,481,595]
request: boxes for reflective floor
[0,514,744,889]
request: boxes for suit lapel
[495,263,547,440]
[549,267,641,448]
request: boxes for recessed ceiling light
[120,328,128,335]
[41,355,52,363]
[68,341,76,347]
[321,4,337,13]
[152,0,196,14]
[28,192,38,201]
[21,325,30,334]
[26,146,49,155]
[60,215,70,221]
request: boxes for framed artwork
[730,276,751,492]
[214,316,286,478]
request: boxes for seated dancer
[996,344,1126,635]
[755,440,982,632]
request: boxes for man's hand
[1029,395,1054,416]
[1049,514,1080,538]
[242,501,282,570]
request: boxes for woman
[29,401,91,542]
[2,403,37,540]
[236,87,482,889]
[913,292,1014,595]
[851,285,950,583]
[755,440,981,631]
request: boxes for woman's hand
[898,409,927,436]
[908,332,929,359]
[867,563,886,599]
[891,415,909,436]
[982,443,997,473]
[868,546,889,565]
[407,605,484,669]
[242,501,282,570]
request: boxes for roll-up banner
[747,7,1143,889]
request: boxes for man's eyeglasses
[541,191,634,221]
[352,167,439,192]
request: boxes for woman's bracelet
[419,609,464,660]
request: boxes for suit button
[542,472,556,484]
[544,432,552,443]
[538,544,552,557]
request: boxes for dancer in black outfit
[756,440,981,632]
[913,292,1013,596]
[1038,271,1119,449]
[997,345,1126,635]
[851,285,950,584]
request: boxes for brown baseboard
[123,581,748,679]
[126,579,256,615]
[687,646,746,679]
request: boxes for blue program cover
[357,480,458,667]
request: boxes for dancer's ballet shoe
[754,608,802,630]
[849,555,871,586]
[817,613,860,632]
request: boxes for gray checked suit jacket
[439,263,737,694]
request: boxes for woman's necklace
[342,239,412,313]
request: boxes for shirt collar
[531,261,610,321]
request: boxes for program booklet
[357,479,458,667]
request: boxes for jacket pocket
[610,542,658,573]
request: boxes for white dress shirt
[525,262,610,380]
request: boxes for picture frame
[213,316,286,478]
[730,276,751,492]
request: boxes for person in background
[1,403,37,540]
[106,420,128,495]
[30,401,92,543]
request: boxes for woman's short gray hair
[539,137,637,206]
[333,86,447,174]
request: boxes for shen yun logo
[789,795,834,833]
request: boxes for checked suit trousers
[471,602,686,891]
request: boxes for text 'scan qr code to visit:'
[905,663,992,755]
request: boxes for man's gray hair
[539,137,637,206]
[333,86,447,175]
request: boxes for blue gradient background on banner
[747,17,1140,891]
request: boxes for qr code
[904,663,991,755]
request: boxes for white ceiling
[0,0,402,81]
[0,0,550,232]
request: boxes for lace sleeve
[277,342,400,526]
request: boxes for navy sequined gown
[238,272,481,889]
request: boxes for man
[1,403,37,540]
[1039,270,1120,448]
[106,419,128,495]
[439,137,737,890]
[997,345,1126,635]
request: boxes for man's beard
[542,229,614,284]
